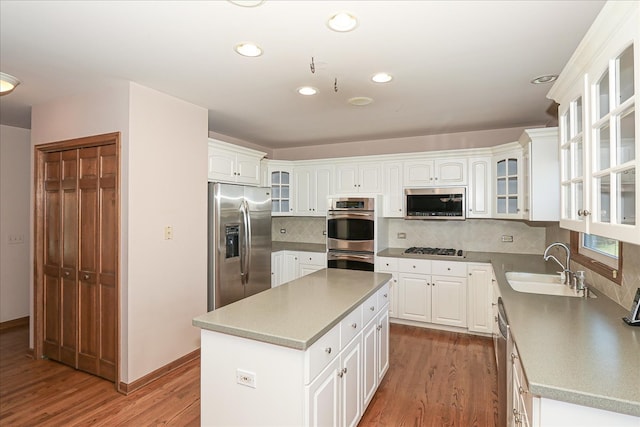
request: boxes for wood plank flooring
[0,323,497,426]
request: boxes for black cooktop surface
[404,247,464,257]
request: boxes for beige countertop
[378,248,640,417]
[193,269,391,351]
[272,241,326,253]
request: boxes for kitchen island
[193,268,392,427]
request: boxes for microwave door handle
[329,212,372,217]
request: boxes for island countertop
[193,269,392,351]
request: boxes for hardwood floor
[0,323,497,426]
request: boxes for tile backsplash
[272,216,546,254]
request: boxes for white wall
[30,81,208,384]
[127,83,207,382]
[0,125,31,322]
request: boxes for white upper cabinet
[548,1,639,244]
[467,156,492,218]
[208,139,264,186]
[293,164,334,216]
[382,162,404,217]
[519,128,560,221]
[335,162,382,194]
[268,161,294,216]
[492,143,524,219]
[403,158,467,187]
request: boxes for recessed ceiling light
[372,72,393,83]
[227,0,264,7]
[0,72,20,95]
[530,75,558,84]
[348,96,373,106]
[235,43,263,57]
[327,12,358,32]
[298,86,318,96]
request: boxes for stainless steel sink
[505,272,596,298]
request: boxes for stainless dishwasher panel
[497,297,508,427]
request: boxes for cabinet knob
[376,324,382,331]
[351,323,357,329]
[383,293,388,298]
[519,386,526,395]
[370,306,375,311]
[325,347,332,354]
[64,271,70,276]
[447,267,451,271]
[83,274,90,280]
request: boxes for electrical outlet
[236,369,256,388]
[164,226,173,240]
[501,235,513,242]
[8,234,24,244]
[322,230,327,236]
[397,232,407,239]
[280,228,286,234]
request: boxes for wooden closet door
[43,150,79,366]
[77,145,117,381]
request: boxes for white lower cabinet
[272,250,327,287]
[396,259,467,327]
[306,284,390,427]
[467,263,494,334]
[375,257,399,317]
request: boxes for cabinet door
[271,251,284,287]
[207,147,236,182]
[314,165,333,216]
[270,168,293,215]
[235,152,261,185]
[467,263,493,333]
[431,275,467,328]
[398,273,431,322]
[435,159,467,185]
[361,318,377,410]
[377,309,389,383]
[359,163,383,193]
[294,167,314,215]
[468,157,492,218]
[383,162,404,217]
[404,160,434,186]
[340,337,362,427]
[494,151,524,219]
[282,251,299,284]
[335,165,359,193]
[307,357,340,427]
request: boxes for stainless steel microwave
[404,187,466,220]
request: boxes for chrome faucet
[543,242,573,286]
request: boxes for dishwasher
[497,297,509,427]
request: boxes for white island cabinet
[193,269,391,427]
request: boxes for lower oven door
[327,251,374,271]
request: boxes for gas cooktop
[404,247,465,257]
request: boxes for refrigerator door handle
[239,201,248,284]
[244,199,252,284]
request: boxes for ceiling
[0,0,605,149]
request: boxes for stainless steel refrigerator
[208,182,272,310]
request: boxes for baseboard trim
[118,348,200,395]
[0,316,29,332]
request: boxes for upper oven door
[327,210,375,252]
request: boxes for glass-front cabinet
[493,143,523,219]
[549,1,639,245]
[268,162,294,216]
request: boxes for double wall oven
[326,197,375,271]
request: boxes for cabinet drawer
[398,258,431,274]
[362,292,379,325]
[376,257,398,272]
[299,251,326,266]
[305,323,340,384]
[432,260,466,277]
[377,282,391,308]
[340,306,363,348]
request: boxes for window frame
[570,231,623,285]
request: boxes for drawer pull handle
[351,323,357,329]
[325,347,332,354]
[370,306,375,311]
